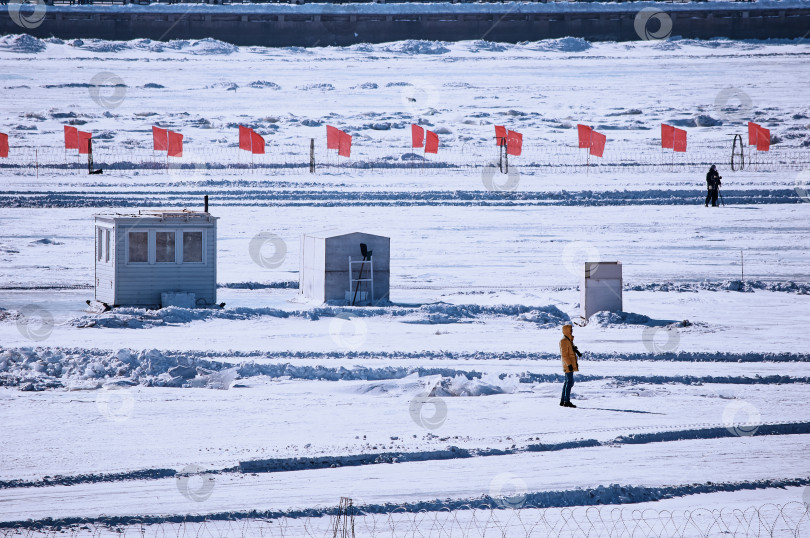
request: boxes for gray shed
[93,210,218,308]
[581,261,622,320]
[299,230,390,305]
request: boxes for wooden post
[310,138,315,173]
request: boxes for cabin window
[183,231,203,263]
[97,228,103,261]
[104,229,111,263]
[155,231,176,263]
[128,231,148,263]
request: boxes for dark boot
[564,401,577,408]
[560,401,565,406]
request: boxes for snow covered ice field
[1,31,810,536]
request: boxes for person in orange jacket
[559,324,580,408]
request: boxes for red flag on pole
[338,130,351,158]
[168,131,183,157]
[78,131,92,154]
[152,126,168,151]
[748,122,760,146]
[673,128,687,153]
[411,124,424,148]
[589,131,606,158]
[239,126,252,151]
[756,126,770,151]
[424,130,439,154]
[326,125,340,150]
[577,124,593,149]
[494,125,507,147]
[0,133,8,158]
[661,124,674,149]
[64,126,78,149]
[250,130,265,155]
[506,130,523,156]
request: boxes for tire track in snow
[0,188,801,208]
[3,420,809,491]
[2,477,810,529]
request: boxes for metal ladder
[348,256,373,305]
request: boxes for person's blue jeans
[562,371,575,402]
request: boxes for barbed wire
[2,501,809,537]
[1,142,807,177]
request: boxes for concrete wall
[581,261,622,320]
[3,6,809,45]
[95,216,217,307]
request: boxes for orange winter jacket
[559,325,579,373]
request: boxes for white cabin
[93,210,218,308]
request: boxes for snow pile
[467,40,510,53]
[526,37,592,53]
[247,80,282,90]
[0,34,46,54]
[0,348,245,390]
[184,38,238,55]
[380,40,450,55]
[588,311,688,327]
[625,280,810,294]
[429,373,518,397]
[65,303,570,329]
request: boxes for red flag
[411,124,424,148]
[78,131,92,154]
[250,130,265,155]
[0,133,8,158]
[64,125,78,150]
[239,125,252,151]
[673,129,687,153]
[326,125,340,150]
[748,122,759,146]
[756,126,770,151]
[494,125,507,147]
[424,130,439,154]
[577,124,593,149]
[506,130,523,156]
[338,130,351,158]
[168,131,183,157]
[152,126,168,152]
[589,131,606,158]
[661,124,674,149]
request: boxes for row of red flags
[577,125,607,158]
[661,124,688,152]
[748,122,771,152]
[495,126,523,156]
[411,124,439,154]
[151,127,184,157]
[0,122,774,160]
[64,126,93,154]
[238,126,265,155]
[326,125,352,157]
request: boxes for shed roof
[303,229,389,240]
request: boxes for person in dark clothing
[705,165,722,207]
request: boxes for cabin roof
[94,210,217,222]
